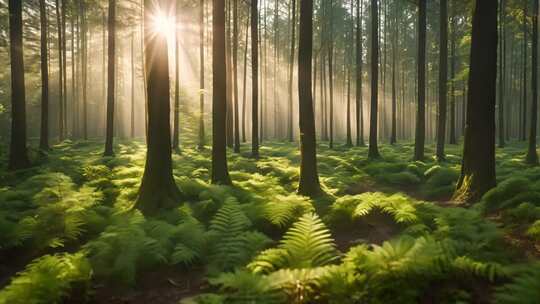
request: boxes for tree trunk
[241,7,249,143]
[414,0,426,161]
[39,0,50,151]
[449,2,457,145]
[390,0,397,145]
[288,0,296,142]
[55,0,65,141]
[131,32,135,139]
[498,0,506,148]
[212,0,233,183]
[226,1,234,148]
[251,0,260,158]
[522,3,529,142]
[8,0,30,170]
[453,0,498,204]
[80,0,88,140]
[328,0,334,149]
[436,0,448,160]
[136,0,182,215]
[356,0,364,146]
[172,15,181,152]
[233,0,240,153]
[297,0,321,197]
[104,0,116,156]
[526,0,539,164]
[368,0,380,159]
[198,0,206,149]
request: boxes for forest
[0,0,540,303]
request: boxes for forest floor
[0,140,539,303]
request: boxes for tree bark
[436,0,448,160]
[241,7,249,143]
[414,0,426,161]
[136,0,182,215]
[104,0,116,156]
[297,0,321,197]
[55,0,65,141]
[449,2,457,145]
[288,0,297,142]
[80,0,88,140]
[368,0,380,159]
[356,0,364,146]
[498,0,506,148]
[199,0,206,149]
[212,0,233,183]
[130,32,135,139]
[251,0,260,158]
[233,0,240,153]
[8,0,30,170]
[526,0,539,164]
[40,0,50,151]
[453,0,498,204]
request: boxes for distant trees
[368,0,380,159]
[453,0,498,204]
[212,0,232,184]
[7,0,31,170]
[297,0,321,197]
[104,0,116,157]
[136,0,181,215]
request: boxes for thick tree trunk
[233,0,240,153]
[104,0,116,156]
[526,0,539,164]
[8,0,30,170]
[453,0,498,204]
[39,0,50,151]
[436,0,448,160]
[368,0,380,159]
[212,0,233,184]
[414,0,426,161]
[198,0,206,149]
[251,0,260,158]
[297,0,321,197]
[136,0,182,215]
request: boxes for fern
[526,220,540,240]
[0,253,92,304]
[249,213,338,273]
[495,264,540,304]
[452,256,507,282]
[263,194,314,228]
[353,192,420,224]
[209,270,285,304]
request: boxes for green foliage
[526,220,540,240]
[208,270,285,304]
[0,253,92,304]
[495,264,540,304]
[263,194,314,228]
[249,213,338,273]
[481,177,540,212]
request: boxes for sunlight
[150,12,175,39]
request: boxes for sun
[150,12,176,39]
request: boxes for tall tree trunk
[102,12,106,137]
[241,7,249,143]
[226,0,233,148]
[449,2,457,145]
[346,0,353,147]
[356,0,364,146]
[131,32,135,139]
[522,2,528,141]
[80,0,88,140]
[61,0,68,137]
[328,0,334,148]
[172,15,181,152]
[136,0,182,215]
[212,0,233,183]
[526,0,539,164]
[414,0,426,161]
[233,0,240,153]
[453,0,497,204]
[199,0,206,149]
[55,0,65,141]
[368,0,380,159]
[8,0,30,170]
[436,0,448,160]
[288,0,297,142]
[251,0,260,158]
[104,0,116,156]
[390,0,397,145]
[298,0,321,197]
[498,0,506,148]
[40,0,50,151]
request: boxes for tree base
[135,180,181,216]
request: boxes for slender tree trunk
[172,15,181,152]
[436,0,448,160]
[80,0,88,140]
[368,0,380,159]
[141,0,148,140]
[55,0,65,141]
[136,0,182,215]
[288,0,297,142]
[414,0,427,161]
[212,0,233,183]
[225,0,234,148]
[198,0,206,149]
[449,2,457,145]
[328,0,334,149]
[356,0,364,146]
[242,7,250,144]
[40,0,50,151]
[8,0,30,170]
[233,0,240,153]
[526,0,539,164]
[104,0,116,156]
[61,0,68,137]
[453,0,498,204]
[131,32,135,139]
[522,3,529,142]
[251,0,260,158]
[298,0,321,197]
[102,12,106,137]
[498,0,506,148]
[390,0,397,145]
